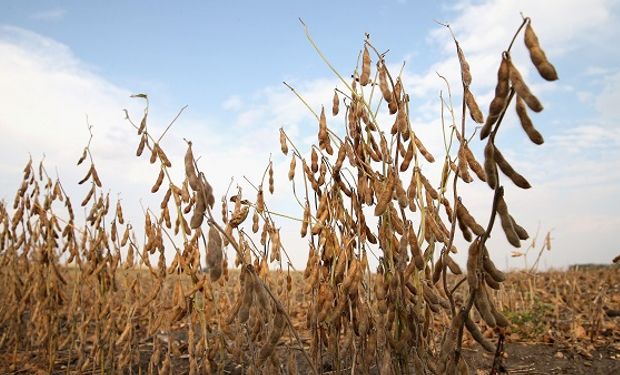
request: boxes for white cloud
[2,0,619,271]
[222,95,242,111]
[0,25,331,269]
[30,8,66,21]
[595,70,620,120]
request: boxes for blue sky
[1,0,619,270]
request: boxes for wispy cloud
[1,0,618,270]
[30,8,66,21]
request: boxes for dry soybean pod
[483,139,498,189]
[466,238,481,288]
[360,45,371,86]
[464,145,486,182]
[465,315,495,352]
[445,253,462,275]
[465,88,484,124]
[510,214,529,240]
[482,247,506,283]
[509,59,543,112]
[151,168,164,193]
[474,284,497,327]
[332,90,339,116]
[206,224,223,281]
[493,146,531,189]
[279,128,288,155]
[496,195,521,247]
[516,95,544,145]
[374,169,395,216]
[524,20,558,81]
[481,54,510,139]
[456,200,485,236]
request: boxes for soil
[464,342,620,375]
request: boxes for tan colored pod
[465,88,484,124]
[509,60,543,112]
[360,45,371,86]
[493,146,531,189]
[483,140,498,189]
[524,22,558,81]
[516,95,544,145]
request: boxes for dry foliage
[1,15,608,375]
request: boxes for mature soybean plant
[0,15,556,374]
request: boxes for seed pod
[136,133,147,157]
[462,145,486,182]
[496,195,521,247]
[332,90,339,116]
[378,134,392,164]
[81,185,95,207]
[509,60,543,112]
[151,169,164,193]
[318,106,332,154]
[396,101,408,137]
[279,128,288,155]
[268,163,274,194]
[423,283,441,310]
[467,239,481,288]
[493,147,531,189]
[483,140,498,189]
[374,170,395,216]
[474,284,497,327]
[465,88,484,123]
[256,189,265,213]
[438,311,465,374]
[252,210,259,233]
[400,142,414,172]
[184,143,200,191]
[456,42,472,86]
[516,95,544,145]
[311,148,318,173]
[190,192,206,229]
[456,200,485,236]
[510,214,529,240]
[454,208,471,242]
[237,269,254,324]
[206,225,223,281]
[413,135,435,163]
[288,155,296,181]
[407,171,418,212]
[77,148,87,165]
[445,253,462,275]
[432,256,443,284]
[229,205,249,228]
[394,178,408,209]
[458,144,473,183]
[156,147,172,168]
[138,111,147,134]
[78,165,93,185]
[121,226,130,247]
[524,22,558,81]
[491,305,510,328]
[408,224,424,270]
[481,56,510,139]
[465,315,495,352]
[393,78,402,103]
[484,272,501,290]
[483,249,506,283]
[360,45,371,86]
[377,61,393,104]
[419,172,438,200]
[300,202,310,238]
